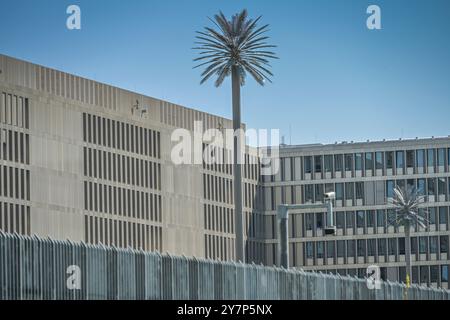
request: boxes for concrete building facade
[1,54,449,287]
[0,54,263,263]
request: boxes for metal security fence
[1,232,449,300]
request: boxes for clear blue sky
[1,0,449,145]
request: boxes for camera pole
[277,194,335,269]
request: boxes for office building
[263,140,450,288]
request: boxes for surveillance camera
[324,192,336,200]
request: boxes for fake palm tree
[389,185,428,286]
[193,9,278,262]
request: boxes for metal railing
[0,232,449,300]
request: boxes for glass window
[375,152,383,170]
[388,238,397,255]
[357,239,365,257]
[325,183,334,193]
[427,149,435,167]
[396,179,405,190]
[355,153,363,171]
[431,265,439,283]
[440,236,448,254]
[316,213,324,229]
[335,183,343,201]
[357,268,366,278]
[337,240,345,257]
[345,182,354,200]
[314,155,322,173]
[315,184,324,203]
[366,210,375,228]
[317,241,324,258]
[335,269,345,276]
[355,182,364,200]
[347,268,357,277]
[324,155,333,173]
[347,240,355,257]
[416,149,425,167]
[428,178,436,196]
[387,209,396,227]
[327,241,335,258]
[442,265,449,282]
[398,238,405,255]
[306,242,314,258]
[416,208,426,229]
[428,208,437,225]
[304,156,312,174]
[438,148,445,167]
[449,178,450,200]
[305,213,314,231]
[386,180,394,198]
[430,236,438,254]
[368,239,376,256]
[304,185,313,203]
[365,152,373,171]
[406,150,414,168]
[357,211,365,228]
[377,238,386,256]
[379,267,387,281]
[398,267,406,282]
[386,151,394,169]
[448,148,450,166]
[411,237,418,254]
[418,179,426,195]
[420,266,429,284]
[411,266,419,284]
[438,178,446,196]
[334,154,343,172]
[345,154,353,171]
[396,151,404,169]
[336,212,345,229]
[419,237,428,254]
[346,211,354,228]
[376,210,385,228]
[407,179,415,189]
[439,207,448,225]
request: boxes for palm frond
[193,9,278,87]
[389,185,429,229]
